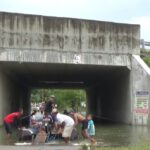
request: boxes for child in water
[87,114,95,140]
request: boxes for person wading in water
[4,108,24,139]
[70,111,95,143]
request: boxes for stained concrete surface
[0,12,140,55]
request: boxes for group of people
[3,95,95,144]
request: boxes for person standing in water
[70,111,95,143]
[87,114,95,140]
[4,108,23,139]
[52,108,74,144]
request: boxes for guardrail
[140,39,150,49]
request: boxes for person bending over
[4,108,23,139]
[70,111,95,143]
[52,108,74,144]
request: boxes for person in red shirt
[4,108,23,138]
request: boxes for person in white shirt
[52,108,74,143]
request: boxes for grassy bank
[95,146,150,150]
[81,143,150,150]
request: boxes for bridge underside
[0,62,131,124]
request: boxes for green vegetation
[81,143,150,150]
[143,57,150,67]
[141,49,150,67]
[95,144,150,150]
[31,89,86,112]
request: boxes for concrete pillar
[86,88,97,115]
[19,87,31,126]
[0,69,31,125]
[131,55,150,125]
[0,71,13,124]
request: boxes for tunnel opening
[0,61,131,124]
[30,88,87,113]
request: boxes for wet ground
[1,123,150,147]
[95,123,150,147]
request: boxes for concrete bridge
[0,12,150,125]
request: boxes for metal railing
[140,39,150,49]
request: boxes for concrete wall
[0,71,18,124]
[131,55,150,125]
[0,68,31,124]
[87,69,131,124]
[0,12,140,65]
[102,72,131,123]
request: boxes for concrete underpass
[0,61,131,124]
[0,12,150,125]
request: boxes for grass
[81,144,150,150]
[143,57,150,67]
[95,145,150,150]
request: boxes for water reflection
[1,124,150,147]
[95,124,150,147]
[0,127,18,145]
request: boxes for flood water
[1,123,150,147]
[95,123,150,147]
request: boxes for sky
[0,0,150,41]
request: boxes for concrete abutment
[0,68,31,124]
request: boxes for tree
[31,89,86,112]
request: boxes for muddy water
[1,124,150,147]
[0,126,18,145]
[95,124,150,147]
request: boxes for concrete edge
[132,55,150,75]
